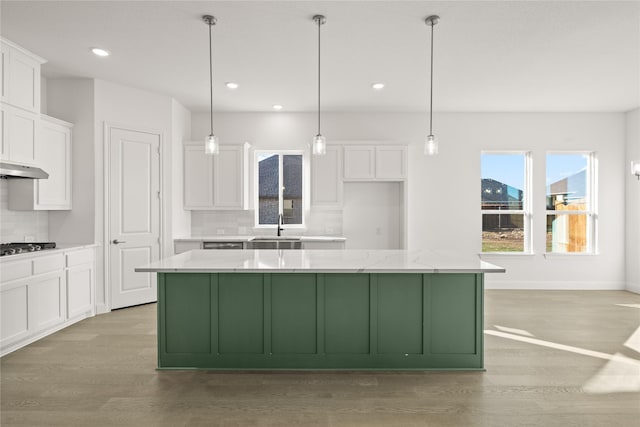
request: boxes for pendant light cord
[208,20,214,136]
[317,18,321,136]
[429,21,434,136]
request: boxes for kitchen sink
[247,238,302,250]
[251,236,301,241]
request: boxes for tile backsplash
[191,209,343,237]
[0,180,49,242]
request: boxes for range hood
[0,162,49,179]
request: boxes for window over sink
[255,151,304,227]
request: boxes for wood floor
[2,290,639,426]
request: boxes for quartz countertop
[136,249,505,274]
[175,236,346,242]
[0,243,97,262]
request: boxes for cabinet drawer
[32,253,64,275]
[66,248,93,267]
[0,259,31,282]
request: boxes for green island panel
[377,274,423,354]
[324,274,370,354]
[163,273,211,354]
[429,274,478,354]
[218,273,264,354]
[270,273,317,354]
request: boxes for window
[546,152,596,253]
[255,151,304,227]
[481,152,531,253]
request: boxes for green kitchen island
[135,249,504,370]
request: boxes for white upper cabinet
[1,38,45,113]
[343,145,375,180]
[343,144,407,181]
[183,144,214,208]
[8,115,72,210]
[375,145,407,179]
[2,103,38,165]
[1,38,46,166]
[311,145,343,207]
[183,142,249,210]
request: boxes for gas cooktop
[0,242,56,257]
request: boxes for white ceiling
[1,1,639,113]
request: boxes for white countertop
[0,243,97,262]
[136,249,505,274]
[175,236,346,242]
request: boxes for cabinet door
[28,273,66,332]
[7,45,41,113]
[36,119,72,209]
[6,104,37,165]
[344,146,375,180]
[184,144,214,209]
[0,103,7,160]
[0,283,29,349]
[0,43,8,103]
[375,145,407,179]
[312,145,342,206]
[67,264,93,319]
[213,146,245,209]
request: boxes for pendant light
[312,14,327,156]
[203,15,219,155]
[424,15,439,156]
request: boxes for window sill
[543,252,598,258]
[480,252,536,257]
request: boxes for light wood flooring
[2,290,640,426]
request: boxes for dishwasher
[202,241,244,250]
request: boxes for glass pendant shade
[424,134,438,156]
[205,134,219,155]
[313,134,327,155]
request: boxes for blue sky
[481,153,588,191]
[481,154,524,190]
[546,154,588,185]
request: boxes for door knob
[112,239,127,244]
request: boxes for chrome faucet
[277,213,284,237]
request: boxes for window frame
[545,151,597,254]
[254,149,306,229]
[480,151,533,254]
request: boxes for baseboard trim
[96,304,110,315]
[625,282,640,294]
[485,279,626,290]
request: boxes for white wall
[171,100,191,239]
[626,108,640,293]
[343,182,402,249]
[193,111,626,290]
[47,79,96,246]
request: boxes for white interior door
[109,127,160,309]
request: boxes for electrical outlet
[24,235,35,242]
[326,227,334,234]
[217,229,225,235]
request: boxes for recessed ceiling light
[372,83,385,90]
[272,104,283,111]
[91,47,110,57]
[225,82,239,89]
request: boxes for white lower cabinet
[0,247,95,356]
